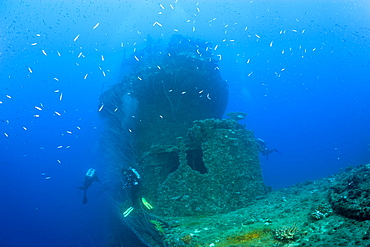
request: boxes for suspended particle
[54,111,61,116]
[59,93,63,101]
[93,23,100,29]
[42,50,47,56]
[84,74,88,79]
[98,104,104,112]
[23,127,27,130]
[4,133,9,137]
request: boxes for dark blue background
[1,0,369,246]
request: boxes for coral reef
[310,203,333,220]
[273,224,300,242]
[329,164,370,220]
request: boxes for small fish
[153,21,162,27]
[74,34,80,41]
[93,23,100,29]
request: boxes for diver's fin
[82,189,88,204]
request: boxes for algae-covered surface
[150,164,370,247]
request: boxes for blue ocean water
[1,0,369,246]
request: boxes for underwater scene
[1,0,370,246]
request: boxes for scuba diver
[122,167,141,204]
[256,138,282,159]
[77,168,100,204]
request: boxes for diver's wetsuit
[122,167,141,207]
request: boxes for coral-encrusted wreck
[99,35,266,246]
